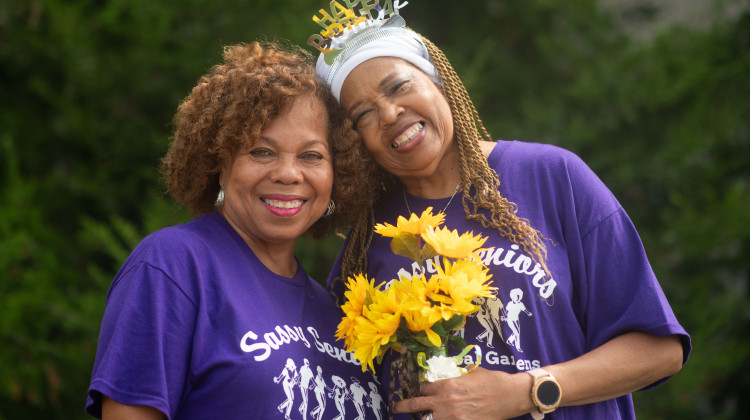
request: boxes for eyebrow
[346,71,400,115]
[258,136,328,149]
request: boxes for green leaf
[324,49,342,65]
[421,242,438,261]
[405,340,428,355]
[389,232,423,262]
[431,321,448,339]
[448,334,468,352]
[412,332,436,348]
[441,314,465,332]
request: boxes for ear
[217,158,229,186]
[218,145,243,187]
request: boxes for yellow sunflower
[422,225,489,260]
[394,274,450,347]
[340,273,378,318]
[374,207,445,237]
[348,317,382,372]
[337,274,380,348]
[437,258,496,316]
[350,288,402,372]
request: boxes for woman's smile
[391,121,425,149]
[261,195,305,216]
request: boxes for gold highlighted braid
[335,32,551,302]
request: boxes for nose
[377,97,404,126]
[270,154,303,184]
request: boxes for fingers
[393,396,431,414]
[419,380,436,395]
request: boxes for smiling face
[218,95,332,251]
[340,57,456,184]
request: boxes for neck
[251,245,298,278]
[219,210,299,278]
[400,151,461,199]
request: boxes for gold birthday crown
[308,0,408,62]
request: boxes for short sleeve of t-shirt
[87,250,198,418]
[580,207,691,365]
[489,141,691,368]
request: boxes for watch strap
[528,368,553,380]
[527,368,560,418]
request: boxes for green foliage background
[1,0,748,418]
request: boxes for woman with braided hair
[313,6,690,420]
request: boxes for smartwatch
[527,368,562,419]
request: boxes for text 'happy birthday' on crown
[308,0,408,53]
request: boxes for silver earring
[214,187,224,207]
[324,199,335,216]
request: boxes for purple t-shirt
[87,211,385,420]
[328,140,690,419]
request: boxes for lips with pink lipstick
[261,196,305,217]
[391,122,424,149]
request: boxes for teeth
[392,123,424,148]
[263,198,303,209]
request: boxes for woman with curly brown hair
[85,41,384,420]
[310,3,690,420]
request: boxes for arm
[547,331,683,406]
[393,331,684,420]
[102,396,166,420]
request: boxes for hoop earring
[214,187,224,207]
[324,199,335,216]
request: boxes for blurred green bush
[1,0,747,418]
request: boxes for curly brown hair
[334,32,551,298]
[161,41,373,237]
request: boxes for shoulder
[112,213,234,291]
[487,140,588,172]
[487,140,622,230]
[489,140,611,195]
[130,212,229,262]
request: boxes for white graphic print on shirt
[273,357,384,420]
[241,324,383,419]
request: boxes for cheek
[313,166,334,195]
[361,133,380,152]
[433,99,454,140]
[357,127,390,159]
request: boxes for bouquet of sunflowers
[336,208,496,391]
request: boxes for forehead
[340,57,423,106]
[279,95,327,122]
[265,96,327,133]
[345,56,419,86]
[353,55,415,72]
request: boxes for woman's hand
[392,367,533,420]
[392,332,684,419]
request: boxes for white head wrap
[315,25,441,102]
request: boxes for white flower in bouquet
[424,355,465,382]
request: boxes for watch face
[537,380,561,407]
